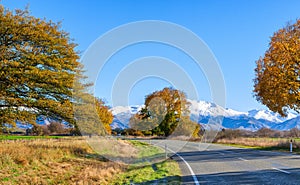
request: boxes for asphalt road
[147,140,300,185]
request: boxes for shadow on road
[172,148,292,163]
[137,168,300,185]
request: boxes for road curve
[148,140,300,185]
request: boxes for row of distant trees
[214,128,300,141]
[27,122,70,136]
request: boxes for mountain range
[110,100,299,131]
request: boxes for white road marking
[168,148,200,185]
[238,157,248,161]
[218,152,225,156]
[272,168,291,174]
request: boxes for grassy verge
[129,140,164,158]
[111,160,181,184]
[216,137,300,154]
[110,140,181,184]
[0,135,64,140]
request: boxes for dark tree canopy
[0,6,81,126]
[254,19,300,116]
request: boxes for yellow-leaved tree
[95,98,113,134]
[130,87,197,137]
[0,6,79,127]
[0,6,113,135]
[254,19,300,116]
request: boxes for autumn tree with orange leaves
[254,19,300,116]
[0,6,113,135]
[130,87,195,137]
[95,98,113,134]
[0,6,80,127]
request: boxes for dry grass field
[0,137,125,185]
[217,137,300,153]
[0,137,181,185]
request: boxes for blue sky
[2,0,300,112]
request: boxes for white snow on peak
[286,112,297,120]
[111,105,143,115]
[247,109,297,123]
[188,99,246,117]
[248,110,282,123]
[225,108,247,117]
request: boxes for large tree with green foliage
[130,87,191,136]
[0,6,80,127]
[254,19,300,116]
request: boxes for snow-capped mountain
[110,105,143,129]
[247,109,296,123]
[189,100,247,118]
[110,100,298,131]
[222,117,268,131]
[271,116,300,130]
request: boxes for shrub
[47,121,65,134]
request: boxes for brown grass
[0,137,126,185]
[87,137,138,159]
[217,137,300,150]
